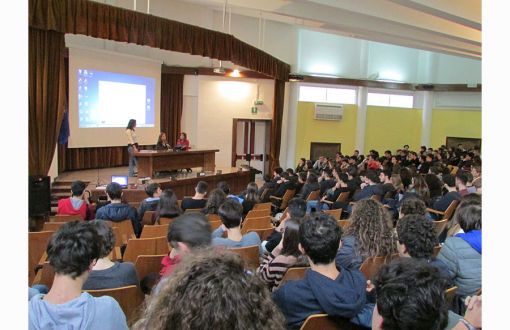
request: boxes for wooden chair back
[245,209,270,219]
[259,189,270,203]
[370,194,382,202]
[184,208,202,213]
[209,220,222,230]
[450,166,459,176]
[158,217,174,225]
[337,219,350,230]
[359,255,392,280]
[280,207,289,221]
[280,189,296,210]
[445,286,458,306]
[123,238,157,263]
[444,200,460,220]
[246,227,274,241]
[300,314,364,330]
[29,231,55,284]
[32,262,55,289]
[105,220,135,245]
[229,245,260,270]
[86,285,145,323]
[155,236,171,255]
[433,218,449,237]
[207,213,222,222]
[447,223,461,237]
[42,222,66,231]
[306,190,320,202]
[241,216,272,234]
[49,215,82,222]
[140,224,168,239]
[337,192,350,203]
[134,255,166,280]
[142,211,156,226]
[280,267,309,286]
[432,245,442,258]
[253,202,272,211]
[323,208,342,220]
[111,227,123,247]
[128,201,141,210]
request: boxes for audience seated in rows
[57,180,91,220]
[29,221,128,329]
[180,181,208,211]
[83,221,139,290]
[296,172,319,200]
[272,213,373,329]
[432,174,461,213]
[137,183,161,223]
[201,188,226,215]
[336,199,396,270]
[257,217,308,291]
[133,249,286,330]
[211,199,261,253]
[96,182,139,236]
[352,170,383,202]
[241,182,260,215]
[218,181,244,203]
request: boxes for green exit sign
[251,106,258,114]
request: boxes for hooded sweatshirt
[29,292,128,330]
[456,230,482,254]
[57,197,88,220]
[95,203,140,236]
[272,266,367,329]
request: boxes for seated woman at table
[175,132,190,151]
[156,132,171,150]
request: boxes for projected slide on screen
[77,69,155,128]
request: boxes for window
[367,92,414,108]
[299,86,356,104]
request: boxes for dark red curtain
[29,0,290,81]
[29,27,66,176]
[269,80,285,172]
[160,73,184,146]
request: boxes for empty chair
[241,216,272,234]
[28,231,55,284]
[245,209,270,219]
[123,237,169,263]
[323,209,342,220]
[49,214,83,223]
[280,267,309,287]
[229,245,260,270]
[253,202,272,211]
[140,224,168,239]
[86,285,145,323]
[134,255,166,281]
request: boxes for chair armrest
[269,196,282,201]
[38,252,48,266]
[426,208,445,215]
[113,247,122,261]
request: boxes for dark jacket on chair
[96,203,139,236]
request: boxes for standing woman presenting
[126,119,139,177]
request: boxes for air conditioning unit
[314,103,344,121]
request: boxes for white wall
[181,76,274,168]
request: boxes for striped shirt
[257,247,307,291]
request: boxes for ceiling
[179,0,481,60]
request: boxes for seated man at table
[137,183,162,224]
[57,180,91,220]
[181,181,208,211]
[95,182,140,237]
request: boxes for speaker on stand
[29,175,51,217]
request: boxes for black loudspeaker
[29,175,51,216]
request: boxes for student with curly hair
[399,196,427,219]
[133,249,286,330]
[372,258,449,330]
[336,199,396,270]
[29,221,128,329]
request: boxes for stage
[54,166,262,203]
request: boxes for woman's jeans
[128,146,138,177]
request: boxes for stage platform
[55,166,261,203]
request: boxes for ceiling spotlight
[230,69,241,77]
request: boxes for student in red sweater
[57,180,91,220]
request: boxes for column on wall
[284,83,300,169]
[421,91,434,147]
[355,87,368,154]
